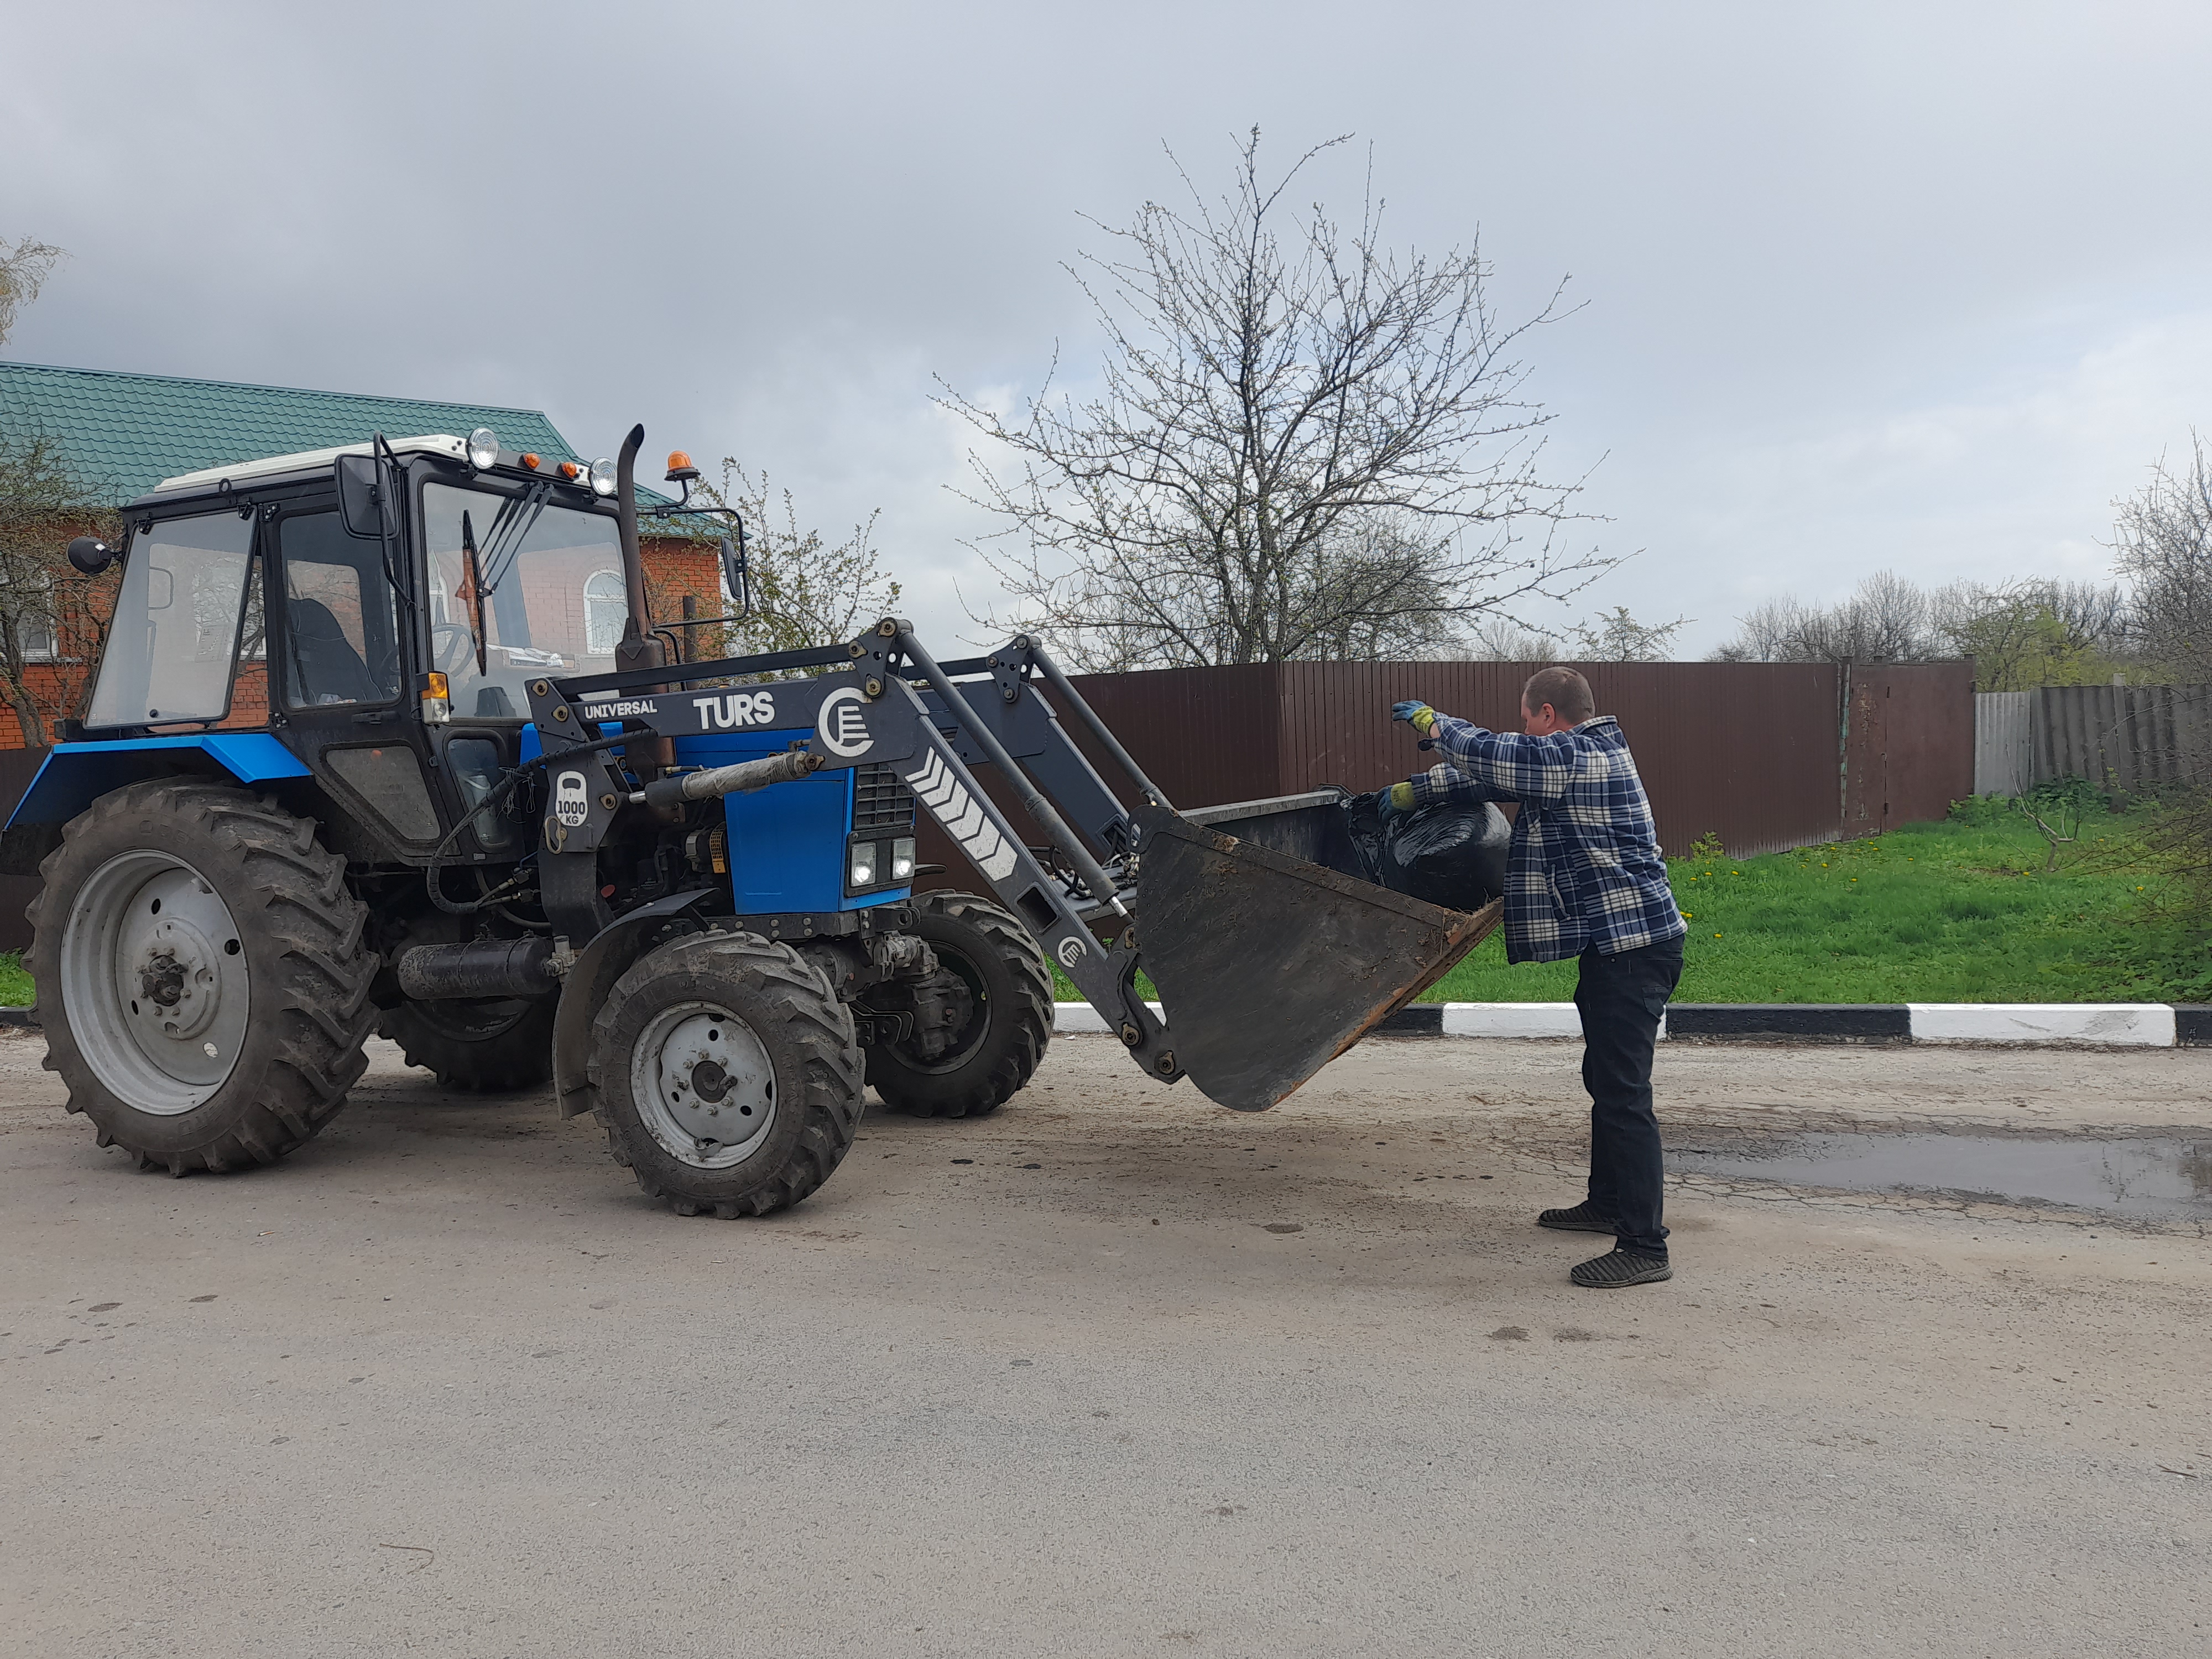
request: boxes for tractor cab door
[269,505,446,859]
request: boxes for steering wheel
[430,624,477,675]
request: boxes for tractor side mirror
[67,536,117,575]
[718,535,749,616]
[335,452,392,540]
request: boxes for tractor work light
[849,842,878,889]
[891,837,916,881]
[466,427,499,469]
[589,457,617,497]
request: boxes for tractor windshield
[420,482,626,720]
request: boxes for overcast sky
[8,1,2211,654]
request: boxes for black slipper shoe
[1571,1249,1672,1288]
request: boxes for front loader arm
[525,620,1492,1112]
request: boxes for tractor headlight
[891,837,915,881]
[849,842,878,888]
[466,427,499,470]
[589,457,617,497]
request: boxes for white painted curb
[1441,1002,1585,1040]
[1050,1002,2206,1046]
[1906,1003,2177,1046]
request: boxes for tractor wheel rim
[630,1000,776,1170]
[891,951,992,1073]
[61,849,249,1115]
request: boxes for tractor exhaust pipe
[398,936,559,1001]
[610,422,676,781]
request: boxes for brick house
[0,361,722,749]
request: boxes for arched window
[583,570,626,656]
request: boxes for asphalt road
[3,1030,2208,1658]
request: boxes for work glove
[1377,781,1416,821]
[1390,700,1438,734]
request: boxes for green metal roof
[0,359,666,505]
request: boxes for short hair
[1521,666,1595,725]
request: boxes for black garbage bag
[1345,790,1510,912]
[1342,789,1387,885]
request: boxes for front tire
[588,930,865,1217]
[27,779,377,1176]
[863,890,1053,1119]
[379,997,556,1091]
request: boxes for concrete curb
[1052,1002,2212,1046]
[0,1005,38,1030]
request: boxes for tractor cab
[51,430,635,869]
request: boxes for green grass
[0,951,30,1006]
[1418,807,2203,1004]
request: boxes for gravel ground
[2,1029,2207,1659]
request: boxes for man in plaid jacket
[1386,666,1686,1288]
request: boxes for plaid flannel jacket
[1406,714,1685,964]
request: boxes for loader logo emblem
[692,690,776,730]
[904,750,1018,881]
[817,686,873,758]
[552,769,590,828]
[1055,935,1088,968]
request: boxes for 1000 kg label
[692,691,778,729]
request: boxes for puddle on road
[1670,1133,2212,1221]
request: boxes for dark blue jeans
[1572,935,1685,1257]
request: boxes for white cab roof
[152,434,468,494]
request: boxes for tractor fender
[1,735,314,877]
[6,735,311,832]
[550,890,717,1119]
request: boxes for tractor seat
[285,596,380,706]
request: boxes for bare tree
[1465,613,1564,661]
[2110,434,2212,682]
[938,129,1607,669]
[0,425,118,745]
[1713,571,1941,665]
[663,462,901,660]
[1567,605,1688,662]
[0,236,63,346]
[1714,571,2128,687]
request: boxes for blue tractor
[2,425,1494,1216]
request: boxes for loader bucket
[1130,806,1503,1112]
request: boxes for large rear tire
[27,779,377,1175]
[378,997,556,1091]
[862,890,1052,1119]
[588,930,865,1217]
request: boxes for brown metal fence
[917,658,1975,881]
[1843,662,1979,838]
